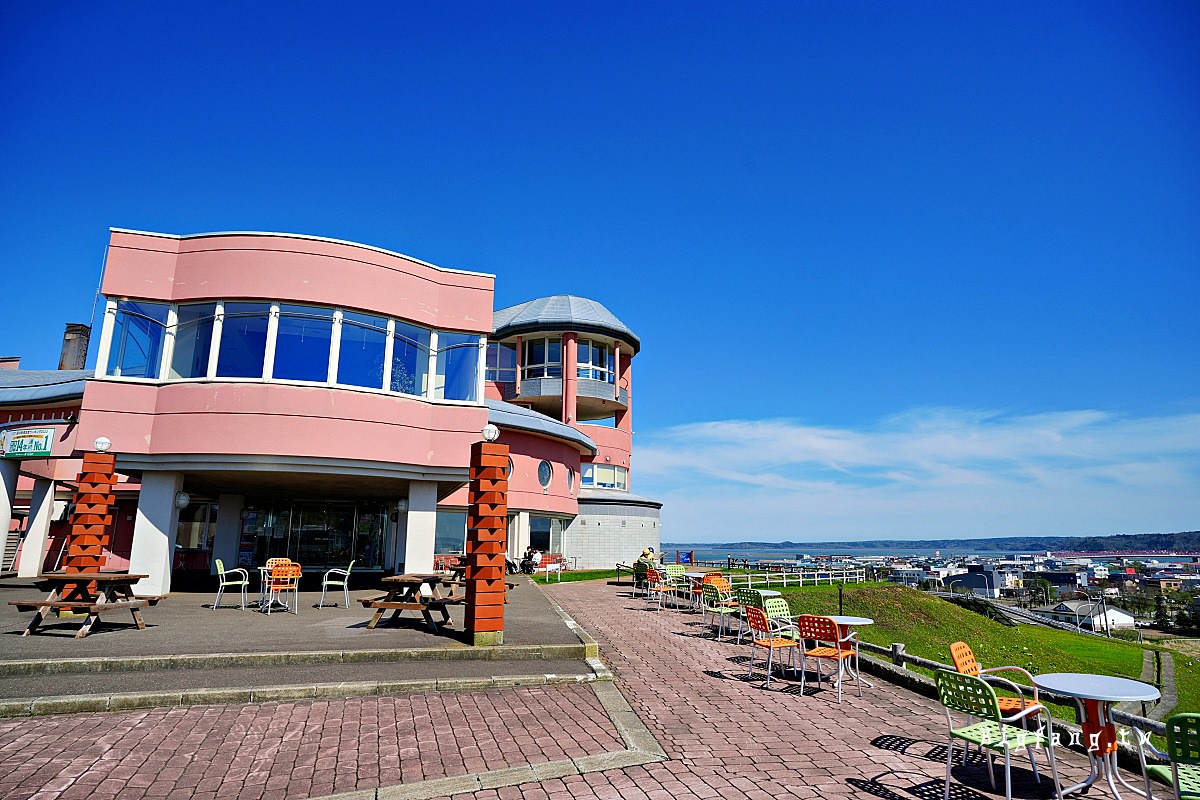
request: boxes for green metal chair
[1146,713,1200,800]
[735,588,770,643]
[935,669,1062,800]
[318,560,355,608]
[701,583,738,640]
[212,558,249,611]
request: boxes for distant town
[666,530,1200,634]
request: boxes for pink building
[0,230,660,595]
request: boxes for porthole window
[507,457,513,478]
[567,468,575,493]
[537,460,553,488]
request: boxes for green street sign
[1,428,55,458]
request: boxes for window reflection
[485,342,516,382]
[338,311,387,389]
[274,304,333,382]
[108,300,169,378]
[392,321,430,396]
[216,302,270,378]
[522,337,562,380]
[435,332,480,401]
[170,303,216,379]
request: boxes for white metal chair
[318,560,354,608]
[212,558,249,611]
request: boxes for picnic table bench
[8,572,152,638]
[361,573,464,633]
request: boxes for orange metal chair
[794,614,860,703]
[744,605,799,688]
[267,562,302,615]
[643,568,676,610]
[691,571,724,609]
[949,641,1036,717]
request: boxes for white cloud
[633,408,1200,541]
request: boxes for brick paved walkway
[0,580,1118,800]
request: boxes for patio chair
[267,561,302,615]
[735,587,769,644]
[701,582,739,640]
[212,558,249,611]
[794,614,860,704]
[691,571,723,610]
[1145,713,1200,800]
[318,560,354,608]
[949,641,1037,717]
[260,557,292,607]
[643,568,676,610]
[936,669,1062,800]
[743,605,799,689]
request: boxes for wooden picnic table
[8,572,152,638]
[359,573,465,633]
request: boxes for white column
[403,481,438,573]
[212,494,244,573]
[129,471,183,596]
[16,478,56,577]
[0,459,19,570]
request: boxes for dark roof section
[486,399,597,455]
[492,295,640,354]
[577,487,664,509]
[0,369,92,406]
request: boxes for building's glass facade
[101,299,482,402]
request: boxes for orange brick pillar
[63,451,117,597]
[466,440,509,646]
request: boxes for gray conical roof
[492,295,640,353]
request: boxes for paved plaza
[0,578,1132,800]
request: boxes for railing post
[891,642,907,668]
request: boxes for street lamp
[949,579,963,596]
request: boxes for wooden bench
[9,599,148,613]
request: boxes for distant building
[1032,599,1135,631]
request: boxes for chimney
[59,323,91,370]
[0,357,19,370]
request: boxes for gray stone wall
[563,502,661,570]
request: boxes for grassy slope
[778,582,1171,720]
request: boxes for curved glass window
[567,468,575,493]
[102,297,481,403]
[485,342,516,382]
[577,339,614,383]
[522,337,561,380]
[273,304,333,382]
[216,302,271,378]
[435,332,480,401]
[581,464,628,490]
[170,302,216,379]
[391,321,430,396]
[338,311,387,388]
[107,300,169,378]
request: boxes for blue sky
[2,2,1197,541]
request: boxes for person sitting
[633,548,656,589]
[520,547,535,574]
[531,550,543,570]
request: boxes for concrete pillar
[129,471,183,596]
[212,494,244,573]
[562,332,578,424]
[616,346,633,433]
[403,481,438,573]
[16,478,56,577]
[0,459,19,570]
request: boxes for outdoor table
[828,615,874,688]
[363,573,462,633]
[9,572,151,638]
[1031,672,1160,800]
